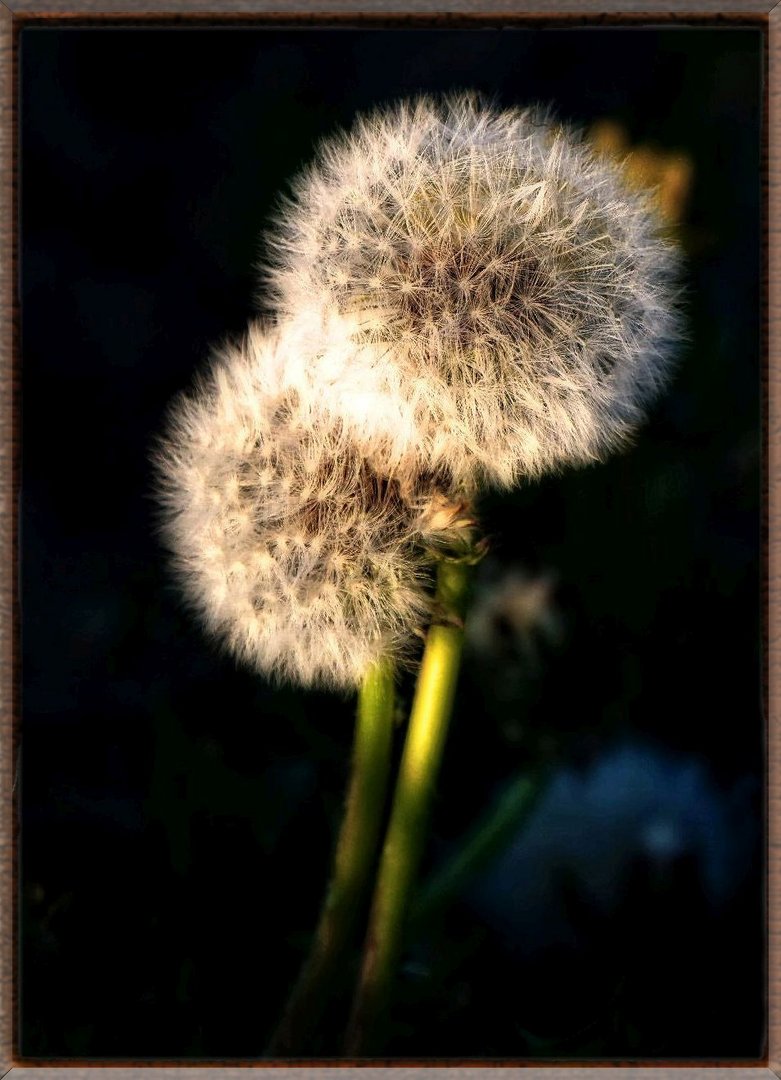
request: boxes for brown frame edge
[1,4,777,1076]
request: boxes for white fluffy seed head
[154,324,444,691]
[264,93,683,491]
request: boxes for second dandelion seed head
[155,323,469,690]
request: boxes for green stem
[267,658,396,1057]
[344,558,472,1056]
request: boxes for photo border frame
[1,4,776,1075]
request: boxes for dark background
[20,24,764,1060]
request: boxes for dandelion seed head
[154,324,436,691]
[265,93,682,490]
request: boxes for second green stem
[345,557,472,1056]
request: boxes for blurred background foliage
[20,23,763,1060]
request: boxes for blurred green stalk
[411,770,547,930]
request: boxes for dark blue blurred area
[471,741,758,949]
[20,25,763,1059]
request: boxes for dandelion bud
[265,93,682,490]
[154,325,435,691]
